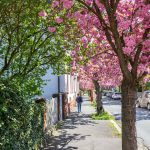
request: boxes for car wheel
[147,103,150,110]
[136,101,141,108]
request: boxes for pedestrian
[76,93,83,113]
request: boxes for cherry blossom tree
[46,0,150,149]
[73,48,122,114]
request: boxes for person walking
[76,93,83,113]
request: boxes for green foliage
[55,121,64,130]
[0,0,71,79]
[146,82,150,90]
[91,112,114,120]
[91,101,97,108]
[0,0,73,97]
[0,80,45,149]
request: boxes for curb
[110,119,121,134]
[105,108,121,134]
[105,108,149,150]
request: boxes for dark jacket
[76,96,83,103]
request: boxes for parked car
[106,92,113,98]
[112,92,121,100]
[103,92,107,96]
[102,92,105,96]
[109,92,114,98]
[136,90,150,110]
[106,92,110,97]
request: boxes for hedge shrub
[0,80,45,150]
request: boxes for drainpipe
[58,76,60,93]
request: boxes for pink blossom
[63,0,73,9]
[85,0,93,6]
[52,0,59,8]
[81,36,88,44]
[71,51,76,56]
[48,27,56,33]
[55,17,63,24]
[38,11,47,17]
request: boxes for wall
[46,97,58,126]
[42,68,58,99]
[59,75,66,93]
[42,69,79,100]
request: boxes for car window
[115,93,121,95]
[146,92,150,98]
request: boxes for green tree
[0,0,72,95]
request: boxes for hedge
[0,81,45,150]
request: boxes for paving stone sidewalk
[43,97,121,150]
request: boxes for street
[103,96,150,149]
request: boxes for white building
[42,68,79,101]
[41,68,79,126]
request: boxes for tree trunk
[93,80,104,115]
[121,79,137,150]
[89,90,94,102]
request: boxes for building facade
[42,68,79,100]
[41,68,79,127]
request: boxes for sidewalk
[43,97,121,150]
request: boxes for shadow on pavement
[136,108,150,121]
[62,112,98,128]
[42,110,97,150]
[43,132,91,150]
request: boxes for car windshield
[115,93,121,95]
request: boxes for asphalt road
[103,96,150,149]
